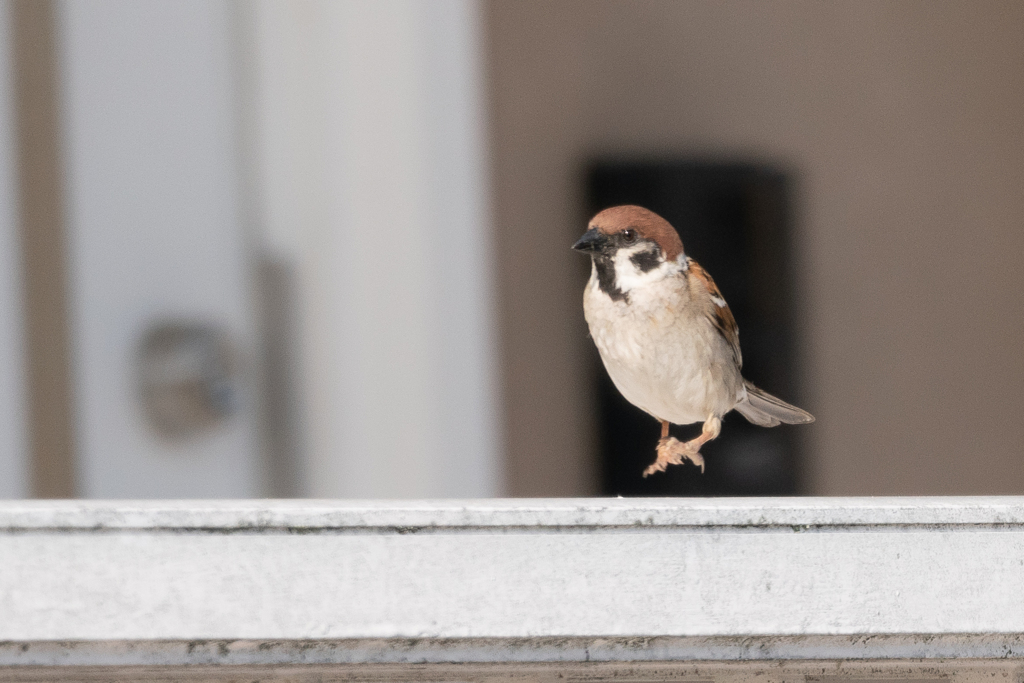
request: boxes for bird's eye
[622,228,638,244]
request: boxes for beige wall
[487,1,1024,496]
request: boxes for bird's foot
[643,436,705,477]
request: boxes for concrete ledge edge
[2,635,1024,667]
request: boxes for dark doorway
[587,161,804,496]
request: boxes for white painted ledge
[1,497,1024,679]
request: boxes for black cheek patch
[593,256,628,302]
[629,249,661,273]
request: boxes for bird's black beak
[572,228,606,253]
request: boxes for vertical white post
[0,0,27,498]
[245,0,500,497]
[57,0,263,497]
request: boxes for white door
[58,0,263,497]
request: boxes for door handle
[137,321,237,440]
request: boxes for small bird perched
[573,205,814,477]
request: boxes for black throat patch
[629,248,661,273]
[593,255,628,302]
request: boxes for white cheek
[613,247,676,293]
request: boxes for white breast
[582,263,742,426]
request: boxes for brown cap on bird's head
[588,205,684,261]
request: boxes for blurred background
[0,0,1021,499]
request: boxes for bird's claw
[642,436,705,477]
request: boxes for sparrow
[573,205,814,477]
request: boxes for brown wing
[687,259,742,368]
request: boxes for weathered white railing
[1,497,1023,681]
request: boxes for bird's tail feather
[734,380,815,427]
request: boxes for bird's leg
[644,420,689,477]
[643,416,722,477]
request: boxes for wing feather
[687,260,742,368]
